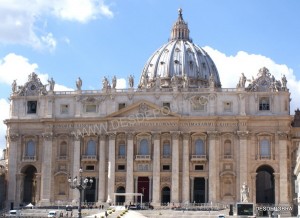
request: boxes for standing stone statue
[102,76,110,90]
[129,75,134,88]
[237,73,247,88]
[48,77,55,91]
[12,79,17,94]
[112,75,117,89]
[240,182,250,202]
[209,73,215,88]
[281,74,287,89]
[76,77,82,90]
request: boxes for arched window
[119,144,126,156]
[140,139,149,155]
[224,140,232,156]
[195,139,205,155]
[26,140,35,156]
[163,142,171,157]
[86,140,96,155]
[260,139,270,158]
[60,141,67,157]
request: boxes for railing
[81,155,97,161]
[23,156,36,161]
[135,155,151,161]
[58,156,67,160]
[118,155,126,159]
[161,155,171,159]
[257,155,272,160]
[223,155,233,159]
[191,155,207,161]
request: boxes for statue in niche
[209,73,215,87]
[171,74,178,87]
[48,77,55,91]
[155,75,161,88]
[129,75,134,88]
[12,80,17,93]
[141,73,148,88]
[240,182,250,202]
[112,75,117,89]
[76,77,82,90]
[182,73,189,88]
[237,73,247,88]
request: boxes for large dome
[139,9,221,89]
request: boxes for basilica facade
[5,9,299,210]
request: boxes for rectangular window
[118,103,126,110]
[86,104,97,113]
[27,101,37,114]
[162,165,170,171]
[259,97,270,111]
[195,165,204,171]
[119,144,126,156]
[60,104,69,114]
[118,165,126,171]
[86,165,95,171]
[223,102,232,112]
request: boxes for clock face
[30,84,36,90]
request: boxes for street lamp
[68,167,93,218]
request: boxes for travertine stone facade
[4,9,298,213]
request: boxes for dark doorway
[194,177,205,203]
[116,186,125,204]
[137,177,149,203]
[256,165,275,203]
[161,187,170,203]
[84,177,96,203]
[23,165,37,204]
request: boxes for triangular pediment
[106,100,181,118]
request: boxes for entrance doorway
[22,165,37,204]
[161,187,170,203]
[256,165,275,203]
[137,177,149,203]
[84,177,96,203]
[116,186,125,204]
[194,177,205,203]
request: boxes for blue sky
[0,0,300,152]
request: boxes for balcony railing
[257,155,272,160]
[135,155,151,161]
[191,155,207,162]
[223,155,233,159]
[23,156,36,161]
[161,155,171,159]
[81,155,97,161]
[58,156,67,160]
[118,155,126,160]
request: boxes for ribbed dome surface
[139,9,221,89]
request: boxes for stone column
[107,133,116,203]
[40,132,53,204]
[182,133,190,203]
[72,136,81,202]
[208,131,218,202]
[126,133,134,203]
[152,132,161,205]
[250,173,257,203]
[190,177,194,203]
[237,131,249,201]
[171,132,180,203]
[35,173,41,203]
[205,177,208,203]
[7,133,19,207]
[278,132,289,204]
[98,134,106,203]
[149,176,152,202]
[16,173,25,204]
[274,173,280,204]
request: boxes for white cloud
[0,0,114,50]
[116,78,126,89]
[0,98,9,152]
[204,46,300,113]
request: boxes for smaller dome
[139,9,221,89]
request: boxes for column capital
[42,132,53,141]
[277,131,289,140]
[207,131,219,139]
[237,131,249,139]
[171,131,180,139]
[99,134,107,141]
[152,132,161,140]
[182,132,190,140]
[127,132,135,140]
[7,133,19,142]
[108,132,116,140]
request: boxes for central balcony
[191,154,207,162]
[81,155,97,162]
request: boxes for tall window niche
[161,133,171,159]
[135,133,152,161]
[191,133,207,161]
[221,133,235,160]
[256,133,273,160]
[22,136,38,161]
[57,135,69,160]
[116,133,126,160]
[82,137,98,161]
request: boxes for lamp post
[68,168,93,218]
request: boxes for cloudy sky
[0,0,300,153]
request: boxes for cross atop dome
[170,8,190,41]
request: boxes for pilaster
[171,131,180,203]
[208,131,218,202]
[107,132,116,203]
[278,132,289,204]
[152,132,161,205]
[98,134,106,203]
[182,133,190,203]
[126,132,134,203]
[72,135,81,202]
